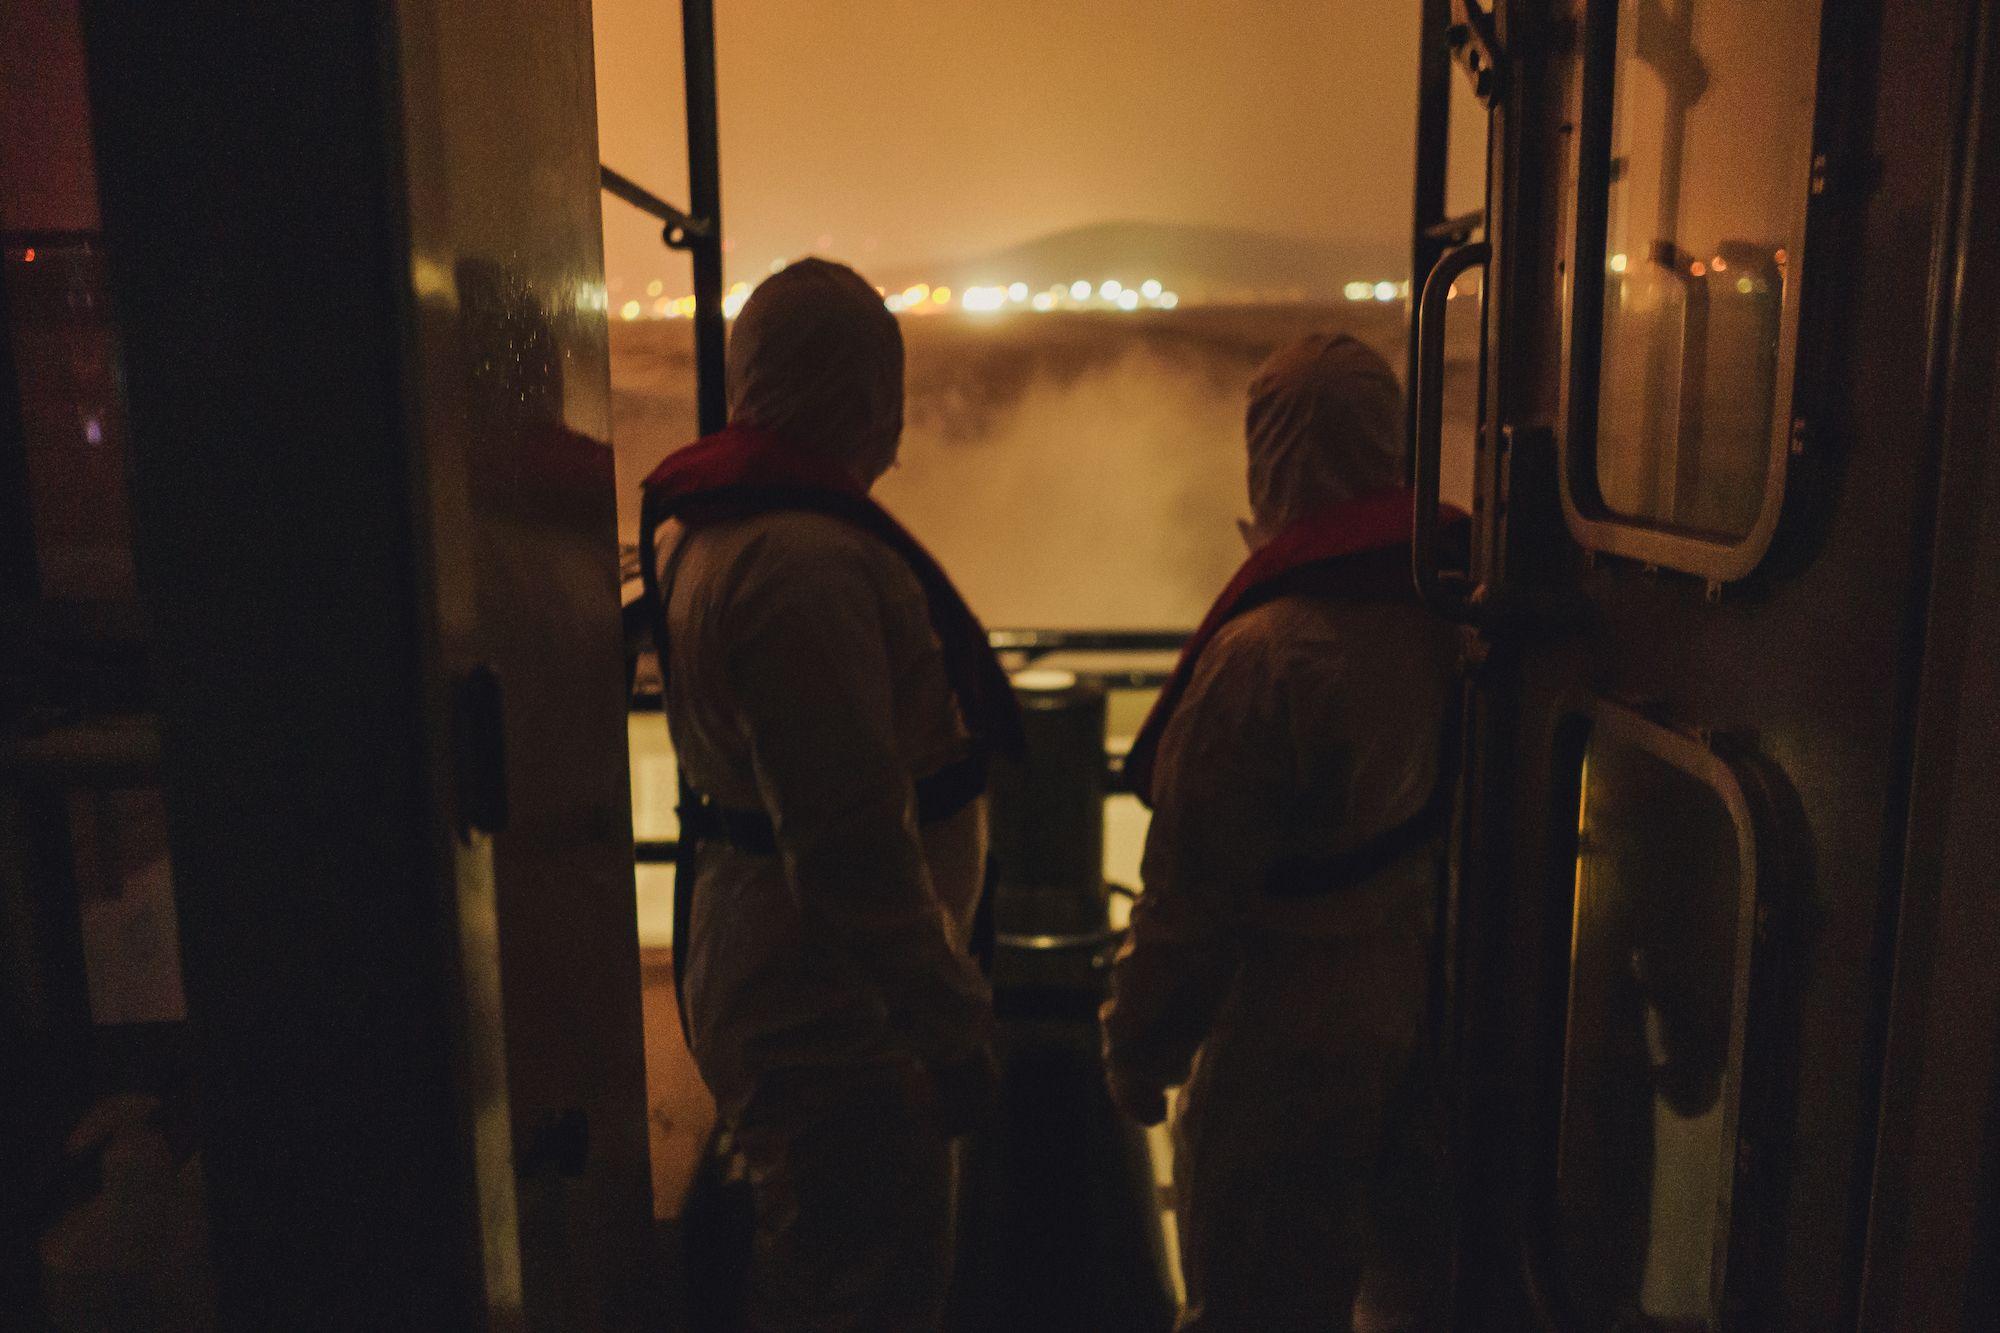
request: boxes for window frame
[1549,699,1772,1328]
[1553,0,1845,583]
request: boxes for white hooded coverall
[653,260,994,1331]
[1101,335,1456,1331]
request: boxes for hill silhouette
[881,220,1406,303]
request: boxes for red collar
[640,422,865,500]
[1125,488,1466,805]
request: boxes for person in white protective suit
[1101,334,1459,1331]
[640,258,1015,1331]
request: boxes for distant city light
[1373,281,1397,302]
[620,300,641,321]
[1737,276,1755,294]
[21,248,34,263]
[1099,280,1122,300]
[1070,280,1092,300]
[723,282,750,319]
[646,279,664,297]
[932,286,951,305]
[903,283,930,305]
[1008,282,1029,302]
[885,294,908,312]
[1141,279,1163,299]
[1609,253,1629,273]
[1032,292,1056,311]
[962,286,1008,312]
[1710,255,1728,272]
[1343,281,1371,301]
[1159,292,1179,309]
[1117,290,1140,310]
[769,259,785,273]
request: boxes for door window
[1562,0,1825,576]
[1557,705,1758,1328]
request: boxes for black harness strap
[678,750,989,858]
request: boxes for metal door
[32,0,658,1324]
[1408,1,2000,1328]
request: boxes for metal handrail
[598,164,705,244]
[630,627,1190,712]
[630,630,1188,861]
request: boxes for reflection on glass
[1559,734,1742,1330]
[1595,0,1820,538]
[7,241,139,602]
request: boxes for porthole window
[1559,0,1827,578]
[1555,704,1764,1328]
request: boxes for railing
[630,628,1188,864]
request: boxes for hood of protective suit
[727,257,905,483]
[1244,333,1404,532]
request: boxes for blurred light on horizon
[608,271,1372,322]
[1373,281,1396,302]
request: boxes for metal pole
[682,0,727,435]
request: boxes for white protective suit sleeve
[722,533,993,1074]
[1101,619,1309,1091]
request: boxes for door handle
[1412,241,1489,624]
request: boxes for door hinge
[452,664,508,841]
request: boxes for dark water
[610,303,1475,630]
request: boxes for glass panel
[1559,730,1743,1329]
[8,240,138,603]
[597,3,1426,630]
[1594,0,1819,539]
